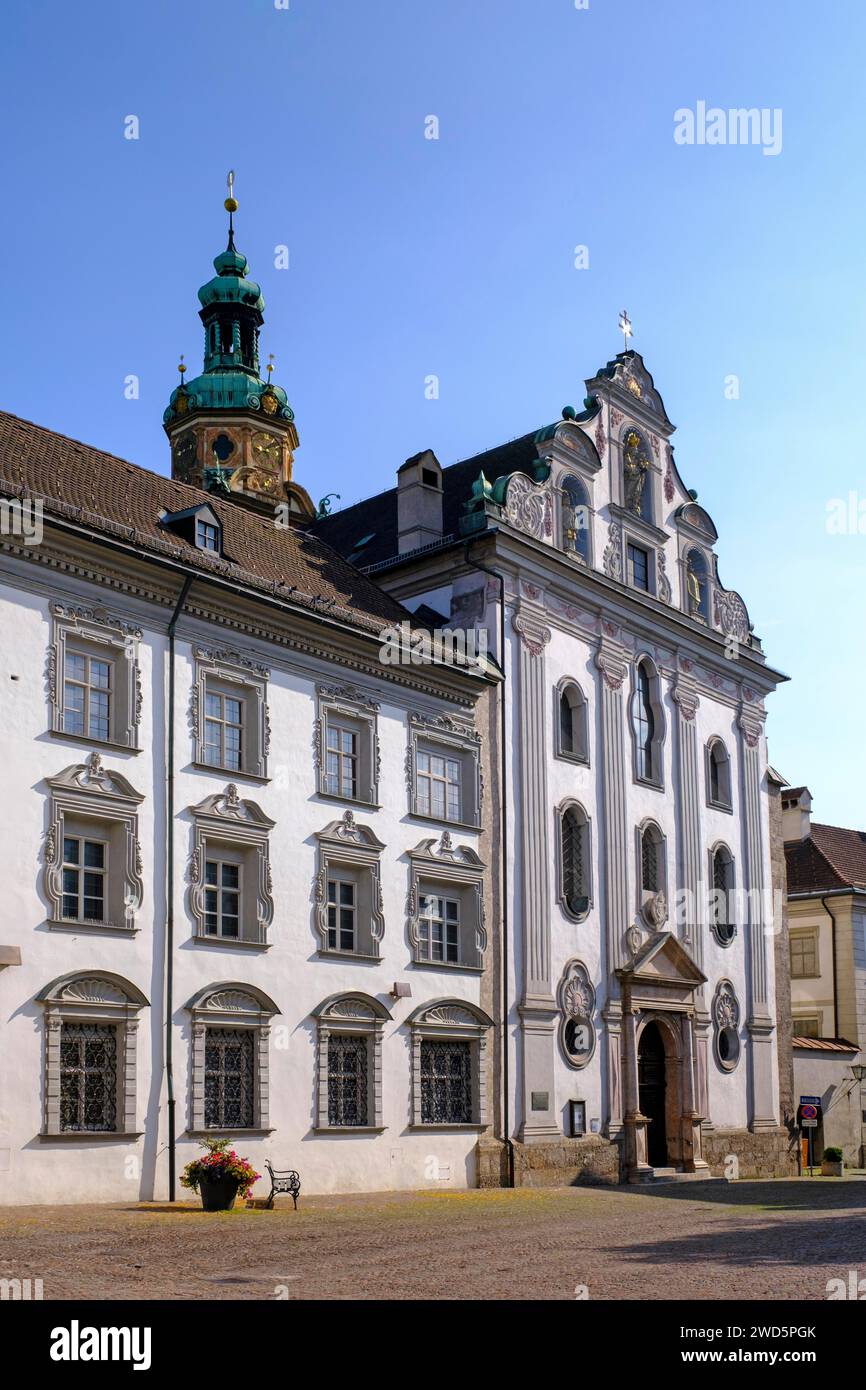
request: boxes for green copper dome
[164,222,293,427]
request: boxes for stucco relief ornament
[656,551,672,603]
[664,445,675,503]
[602,522,623,580]
[626,923,643,957]
[504,474,551,540]
[646,891,668,929]
[610,407,625,429]
[512,609,551,656]
[714,588,751,645]
[334,809,362,841]
[594,416,606,458]
[713,981,740,1031]
[595,647,627,691]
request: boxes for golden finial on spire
[224,169,238,214]
[266,353,275,382]
[178,354,186,381]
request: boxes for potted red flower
[180,1137,261,1211]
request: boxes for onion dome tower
[163,173,315,523]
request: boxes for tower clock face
[251,431,282,469]
[172,433,198,481]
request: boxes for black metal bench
[264,1160,301,1210]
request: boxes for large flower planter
[198,1174,240,1211]
[821,1160,844,1177]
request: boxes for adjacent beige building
[782,786,866,1165]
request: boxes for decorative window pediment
[43,753,144,934]
[406,998,493,1128]
[190,645,270,779]
[48,601,142,751]
[407,833,486,970]
[314,810,385,959]
[186,981,279,1135]
[188,785,275,946]
[37,970,148,1138]
[314,681,380,806]
[407,711,482,829]
[312,992,391,1132]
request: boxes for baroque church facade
[0,194,795,1203]
[318,349,797,1183]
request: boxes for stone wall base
[476,1135,620,1188]
[701,1126,798,1179]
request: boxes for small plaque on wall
[531,1091,549,1112]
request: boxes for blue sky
[3,0,863,825]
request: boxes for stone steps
[630,1166,727,1185]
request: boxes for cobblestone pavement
[2,1179,865,1301]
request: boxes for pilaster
[512,603,559,1140]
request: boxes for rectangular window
[325,723,358,799]
[204,860,241,938]
[627,543,650,592]
[327,1033,369,1126]
[196,519,220,552]
[790,934,818,979]
[418,894,460,964]
[203,690,243,771]
[327,878,356,951]
[59,1023,117,1132]
[416,750,462,822]
[204,1027,254,1128]
[61,836,108,922]
[63,651,112,741]
[420,1039,472,1124]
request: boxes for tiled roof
[314,430,541,568]
[791,1037,859,1052]
[785,822,866,894]
[0,411,410,634]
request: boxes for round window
[564,1018,593,1059]
[718,1026,740,1069]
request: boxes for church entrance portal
[638,1021,668,1167]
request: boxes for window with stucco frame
[406,998,493,1129]
[312,992,391,1132]
[37,970,148,1139]
[191,645,270,780]
[43,753,144,934]
[314,810,385,959]
[48,601,142,751]
[407,711,482,829]
[185,982,279,1136]
[407,833,486,971]
[188,785,275,947]
[314,681,380,807]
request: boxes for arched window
[312,992,392,1130]
[559,802,591,919]
[186,982,280,1133]
[706,738,732,810]
[632,658,662,785]
[556,681,588,762]
[561,477,591,563]
[685,548,710,622]
[36,971,149,1137]
[710,845,736,945]
[622,428,653,523]
[638,821,667,926]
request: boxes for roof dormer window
[158,503,223,557]
[196,519,220,552]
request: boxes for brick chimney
[781,786,812,842]
[397,450,443,554]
